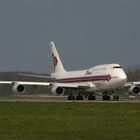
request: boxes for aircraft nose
[119,71,127,84]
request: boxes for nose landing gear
[102,92,110,101]
[102,95,110,101]
[113,95,119,101]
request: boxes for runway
[0,94,140,103]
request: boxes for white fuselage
[51,64,127,92]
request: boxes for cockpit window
[113,66,122,69]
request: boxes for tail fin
[50,41,66,73]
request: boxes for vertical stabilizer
[50,41,66,73]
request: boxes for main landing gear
[102,95,110,101]
[67,93,119,101]
[102,92,119,101]
[113,95,119,101]
[67,95,75,100]
[67,93,96,101]
[67,94,84,100]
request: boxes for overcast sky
[0,0,139,74]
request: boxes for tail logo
[52,53,58,69]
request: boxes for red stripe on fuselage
[55,75,111,83]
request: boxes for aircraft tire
[68,95,75,100]
[113,95,119,101]
[116,96,119,101]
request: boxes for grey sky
[0,0,139,74]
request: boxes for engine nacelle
[13,84,25,93]
[128,85,140,95]
[51,86,65,95]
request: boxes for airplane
[0,41,140,101]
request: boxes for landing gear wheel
[102,95,110,101]
[113,95,119,101]
[68,95,75,100]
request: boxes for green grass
[0,102,140,140]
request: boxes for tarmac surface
[0,94,140,103]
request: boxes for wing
[0,80,96,94]
[124,81,140,87]
[0,80,51,93]
[0,81,13,84]
[15,81,51,86]
[123,81,140,95]
[0,80,93,88]
[0,81,51,86]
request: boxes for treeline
[0,71,50,82]
[0,71,51,95]
[126,69,140,82]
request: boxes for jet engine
[13,84,25,93]
[128,85,140,95]
[51,86,65,95]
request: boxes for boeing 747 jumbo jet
[0,41,140,101]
